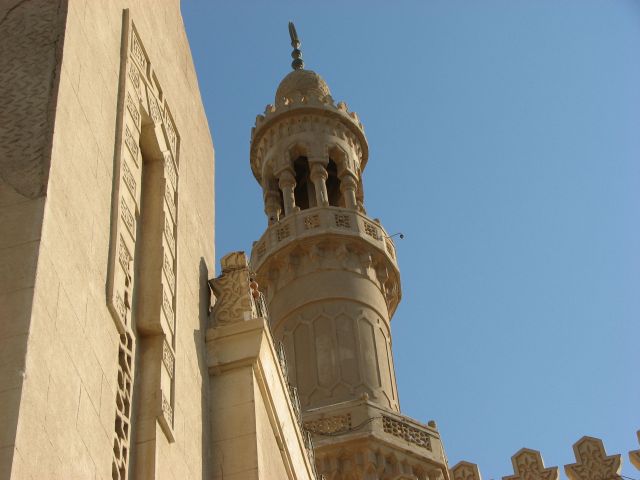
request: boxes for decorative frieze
[161,391,174,427]
[164,183,176,221]
[120,198,135,239]
[363,221,380,240]
[112,332,134,480]
[118,236,132,275]
[162,340,175,379]
[304,214,320,229]
[277,224,291,241]
[334,213,351,229]
[130,27,148,71]
[121,160,136,197]
[382,415,432,450]
[107,14,181,451]
[163,218,175,252]
[163,252,176,292]
[163,107,178,157]
[126,92,140,129]
[164,151,177,190]
[305,414,352,435]
[385,238,395,259]
[162,288,175,333]
[124,125,139,163]
[147,92,162,124]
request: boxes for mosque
[0,2,634,479]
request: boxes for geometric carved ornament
[503,448,559,480]
[210,251,264,326]
[108,11,180,478]
[564,436,622,480]
[450,461,482,480]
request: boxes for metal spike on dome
[288,21,304,70]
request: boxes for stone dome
[275,69,331,103]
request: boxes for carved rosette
[564,436,622,480]
[503,449,558,480]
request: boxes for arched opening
[293,156,316,210]
[326,158,342,207]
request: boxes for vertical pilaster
[278,169,298,216]
[309,161,329,207]
[340,173,358,210]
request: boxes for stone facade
[1,4,638,480]
[207,252,316,480]
[1,2,215,478]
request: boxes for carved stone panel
[564,436,622,480]
[503,448,558,480]
[107,13,181,452]
[450,462,482,480]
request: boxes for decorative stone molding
[383,415,432,451]
[503,448,558,480]
[252,206,398,267]
[209,251,266,326]
[450,462,482,480]
[276,302,398,412]
[107,12,181,466]
[564,436,622,480]
[112,332,134,480]
[315,443,447,480]
[305,414,352,435]
[107,16,180,342]
[251,98,367,182]
[631,431,640,470]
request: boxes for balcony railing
[251,206,398,270]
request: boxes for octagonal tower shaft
[249,68,402,414]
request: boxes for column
[340,173,358,210]
[278,169,298,216]
[309,161,329,207]
[264,188,281,224]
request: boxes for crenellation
[503,448,558,480]
[451,461,482,480]
[564,436,622,480]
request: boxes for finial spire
[288,21,304,70]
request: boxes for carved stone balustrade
[304,398,449,480]
[251,205,397,271]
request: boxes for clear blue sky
[181,1,640,477]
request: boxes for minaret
[249,24,450,480]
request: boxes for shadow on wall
[195,257,211,479]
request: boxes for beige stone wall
[5,1,214,478]
[206,316,317,480]
[0,0,67,476]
